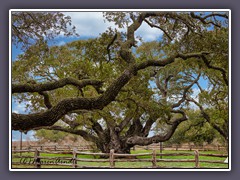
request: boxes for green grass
[11,149,228,169]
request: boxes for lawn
[11,149,228,169]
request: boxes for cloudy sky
[64,12,163,41]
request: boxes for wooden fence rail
[12,149,228,169]
[12,144,227,152]
[135,144,227,151]
[12,145,92,151]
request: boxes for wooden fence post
[194,150,199,168]
[34,149,41,168]
[152,149,157,168]
[72,148,77,168]
[109,149,115,168]
[160,142,163,159]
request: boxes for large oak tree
[12,11,229,153]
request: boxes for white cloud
[13,110,19,113]
[188,88,201,109]
[64,12,163,42]
[64,12,115,37]
[12,103,25,114]
[135,21,163,42]
[191,88,200,101]
[12,97,32,114]
[16,103,25,109]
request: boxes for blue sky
[11,11,209,141]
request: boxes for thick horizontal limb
[126,113,188,146]
[12,52,209,131]
[12,78,103,93]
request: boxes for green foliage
[34,129,67,143]
[165,109,225,146]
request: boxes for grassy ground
[11,149,228,169]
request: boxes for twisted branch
[12,77,103,94]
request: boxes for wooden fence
[12,149,228,169]
[12,144,227,152]
[12,145,92,151]
[135,144,227,151]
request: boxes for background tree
[35,129,67,143]
[184,27,229,142]
[12,11,229,153]
[12,12,78,50]
[34,128,90,145]
[163,110,223,146]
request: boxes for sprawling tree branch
[201,55,228,86]
[106,33,117,62]
[12,78,103,94]
[119,114,134,132]
[38,91,52,109]
[118,12,165,63]
[190,12,228,28]
[172,73,201,108]
[126,111,188,146]
[12,52,209,131]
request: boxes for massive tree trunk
[94,128,133,154]
[97,139,133,154]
